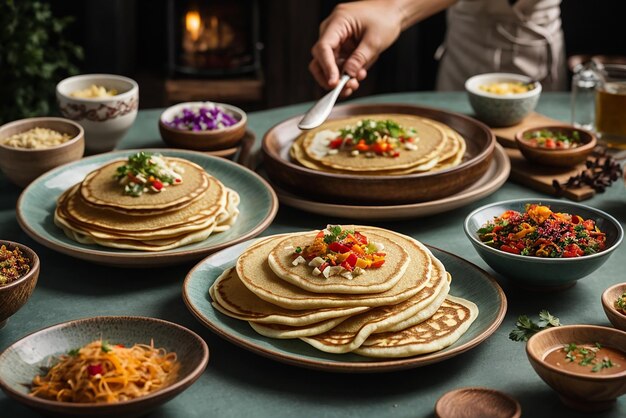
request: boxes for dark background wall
[50,0,626,110]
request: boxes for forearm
[390,0,458,30]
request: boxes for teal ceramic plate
[16,149,278,267]
[183,239,507,372]
[0,316,208,418]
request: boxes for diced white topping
[308,257,325,267]
[369,121,376,128]
[365,152,375,158]
[346,134,353,139]
[327,149,338,155]
[356,121,363,127]
[372,242,385,251]
[341,271,354,280]
[322,266,331,278]
[312,267,321,276]
[353,267,364,276]
[404,142,418,150]
[292,256,306,266]
[283,245,294,251]
[329,266,344,276]
[350,150,359,157]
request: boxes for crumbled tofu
[292,256,306,266]
[350,150,359,157]
[341,271,354,280]
[308,257,325,267]
[312,267,321,276]
[353,267,364,276]
[404,142,418,150]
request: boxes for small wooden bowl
[435,387,521,418]
[0,117,84,187]
[526,325,626,412]
[0,240,40,329]
[602,283,626,331]
[515,126,596,167]
[159,102,247,151]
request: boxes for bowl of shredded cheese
[0,117,84,187]
[56,74,139,153]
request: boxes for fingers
[309,60,333,90]
[310,33,342,87]
[343,33,378,78]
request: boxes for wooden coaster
[435,387,521,418]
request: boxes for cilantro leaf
[509,311,562,342]
[538,310,561,328]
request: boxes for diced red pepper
[583,220,595,231]
[152,180,164,190]
[370,259,385,268]
[353,232,368,245]
[329,137,344,149]
[87,363,103,376]
[329,242,351,253]
[500,245,520,254]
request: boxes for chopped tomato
[329,137,344,149]
[500,245,520,254]
[353,232,368,245]
[328,242,350,253]
[583,220,595,231]
[370,259,385,268]
[152,180,164,190]
[544,138,556,149]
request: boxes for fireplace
[167,0,261,77]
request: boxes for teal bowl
[0,316,209,418]
[464,199,623,290]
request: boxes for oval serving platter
[182,238,507,373]
[16,149,278,267]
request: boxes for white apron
[436,0,566,91]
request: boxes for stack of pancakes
[290,115,466,175]
[54,157,240,251]
[211,226,478,358]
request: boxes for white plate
[271,144,510,220]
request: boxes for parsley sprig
[509,310,561,342]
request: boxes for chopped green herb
[509,311,561,342]
[101,341,112,353]
[616,292,626,313]
[294,247,302,254]
[592,358,614,373]
[67,348,80,357]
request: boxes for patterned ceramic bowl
[56,74,139,153]
[0,240,39,329]
[465,73,541,127]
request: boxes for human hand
[309,1,404,96]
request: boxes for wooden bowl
[0,117,84,187]
[159,102,247,151]
[515,126,596,167]
[602,283,626,331]
[435,387,521,418]
[0,240,40,329]
[0,316,209,418]
[526,325,626,411]
[262,103,495,205]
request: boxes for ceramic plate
[269,144,509,221]
[16,149,278,267]
[182,238,507,373]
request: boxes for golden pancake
[268,227,411,294]
[209,267,370,326]
[248,316,350,339]
[354,295,479,358]
[235,233,432,310]
[299,256,449,353]
[80,157,210,213]
[301,115,446,172]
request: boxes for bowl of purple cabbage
[159,101,247,151]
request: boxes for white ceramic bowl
[56,74,139,153]
[465,73,541,127]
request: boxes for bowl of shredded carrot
[0,316,208,417]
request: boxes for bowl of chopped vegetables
[465,73,541,127]
[464,199,623,289]
[0,240,40,328]
[158,101,247,152]
[602,283,626,331]
[515,126,597,167]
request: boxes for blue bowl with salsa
[463,199,623,290]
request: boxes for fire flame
[185,10,201,42]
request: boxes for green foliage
[0,0,83,123]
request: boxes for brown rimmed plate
[16,149,278,267]
[265,143,509,221]
[262,103,495,205]
[182,238,507,373]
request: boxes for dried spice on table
[552,155,623,195]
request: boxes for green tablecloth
[1,92,625,417]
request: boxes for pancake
[301,115,447,172]
[235,233,432,310]
[268,227,413,294]
[353,295,479,358]
[59,178,226,234]
[80,157,210,213]
[299,256,449,353]
[248,316,350,339]
[209,267,370,326]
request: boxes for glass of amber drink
[595,64,626,149]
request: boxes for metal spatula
[298,74,350,130]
